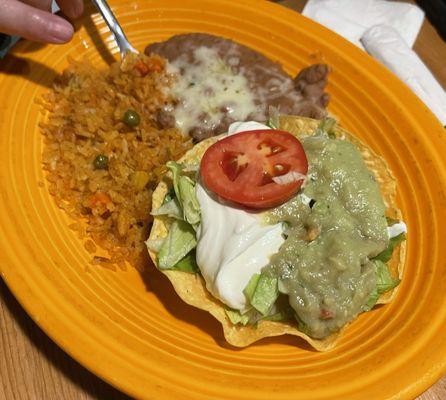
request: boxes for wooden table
[1,1,445,399]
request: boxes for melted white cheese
[195,122,285,311]
[168,47,257,134]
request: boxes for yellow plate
[0,1,445,399]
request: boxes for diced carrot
[134,60,150,77]
[90,192,111,207]
[147,58,163,73]
[134,58,164,77]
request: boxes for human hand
[0,0,83,44]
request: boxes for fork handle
[90,0,137,58]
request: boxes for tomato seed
[273,163,290,176]
[271,145,284,154]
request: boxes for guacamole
[264,135,389,339]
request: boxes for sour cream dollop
[195,122,285,311]
[388,221,407,238]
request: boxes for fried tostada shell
[147,116,405,351]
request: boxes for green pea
[93,154,109,170]
[122,109,140,127]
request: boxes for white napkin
[302,0,424,49]
[303,0,446,126]
[362,25,446,125]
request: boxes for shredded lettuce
[226,307,291,326]
[166,161,201,226]
[266,105,280,129]
[362,217,404,311]
[260,313,285,322]
[157,220,197,269]
[225,308,251,326]
[152,162,200,271]
[151,198,183,219]
[243,273,261,302]
[248,273,279,316]
[315,117,337,138]
[171,250,199,273]
[363,289,380,312]
[266,120,277,129]
[373,232,406,263]
[294,314,311,336]
[375,260,400,293]
[363,218,405,309]
[243,273,281,316]
[167,161,182,201]
[256,296,295,323]
[363,260,400,311]
[260,310,290,322]
[225,277,294,326]
[178,176,201,225]
[145,238,164,252]
[162,187,175,205]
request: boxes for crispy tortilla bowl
[148,115,406,351]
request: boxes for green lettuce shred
[226,277,295,326]
[151,198,183,219]
[373,232,406,263]
[243,273,261,302]
[261,300,295,322]
[152,162,201,272]
[166,161,200,226]
[171,250,199,273]
[243,273,281,316]
[375,260,400,293]
[249,274,279,316]
[363,218,405,311]
[266,105,279,129]
[178,176,201,225]
[363,290,380,312]
[266,118,278,129]
[316,117,337,138]
[225,308,250,326]
[294,314,311,336]
[167,161,182,200]
[162,187,175,205]
[363,260,400,311]
[260,311,289,322]
[157,220,197,269]
[145,238,164,252]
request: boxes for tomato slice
[200,130,308,209]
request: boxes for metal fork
[90,0,138,58]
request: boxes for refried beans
[145,33,330,142]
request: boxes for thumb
[0,0,74,44]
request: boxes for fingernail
[49,21,74,43]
